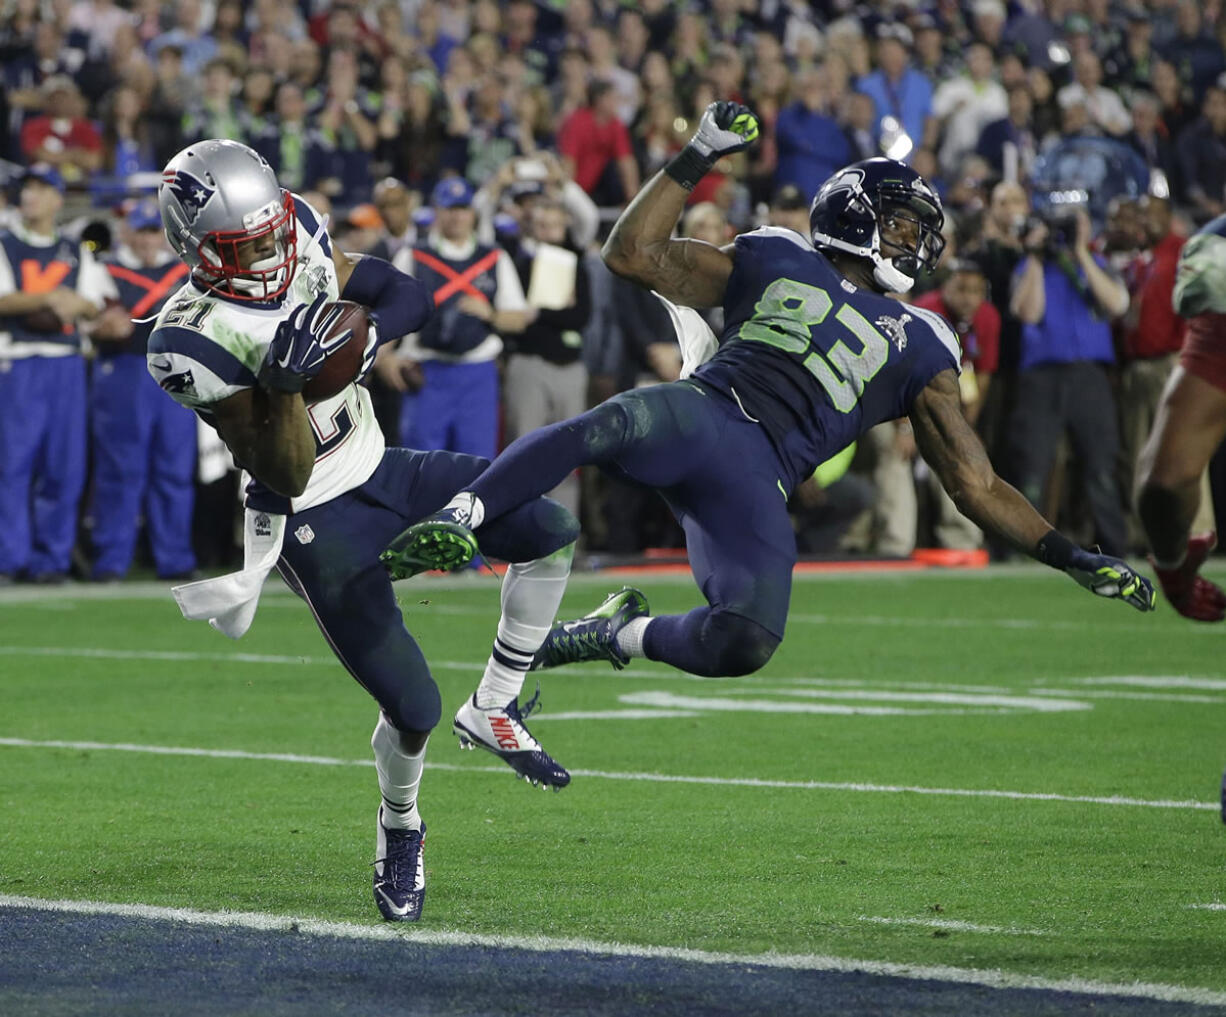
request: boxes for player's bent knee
[702,611,780,677]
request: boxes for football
[301,301,369,403]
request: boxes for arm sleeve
[340,254,433,343]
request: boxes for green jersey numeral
[737,278,890,413]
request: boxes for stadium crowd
[1,0,1224,582]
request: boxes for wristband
[1035,528,1077,569]
[663,145,714,192]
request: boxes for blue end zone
[1,907,1223,1017]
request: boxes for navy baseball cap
[126,199,163,230]
[431,177,474,208]
[21,163,64,193]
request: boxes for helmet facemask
[196,190,298,301]
[872,190,946,293]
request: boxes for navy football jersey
[693,227,960,487]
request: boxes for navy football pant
[90,354,197,579]
[0,355,86,577]
[277,448,578,733]
[466,381,796,676]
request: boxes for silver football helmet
[159,139,298,302]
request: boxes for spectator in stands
[414,0,459,76]
[1162,0,1226,99]
[147,44,189,166]
[181,58,242,146]
[19,76,103,186]
[1125,91,1179,193]
[312,48,378,202]
[557,80,639,207]
[1058,52,1131,137]
[1152,57,1196,143]
[766,183,810,237]
[976,83,1038,181]
[585,25,639,125]
[151,0,217,77]
[1176,76,1226,223]
[1009,206,1130,556]
[445,71,519,185]
[844,91,880,162]
[499,196,591,516]
[1027,66,1062,142]
[0,166,108,584]
[4,21,80,147]
[857,24,935,160]
[88,201,196,582]
[249,81,332,195]
[239,64,278,138]
[392,176,530,460]
[382,71,447,195]
[774,66,850,201]
[368,177,418,262]
[99,84,157,185]
[931,42,1008,175]
[634,91,687,179]
[1107,7,1159,94]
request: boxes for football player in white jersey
[147,140,581,922]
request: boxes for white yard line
[0,893,1222,1007]
[0,736,1215,812]
[1188,903,1226,911]
[856,915,1046,936]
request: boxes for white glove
[688,101,761,160]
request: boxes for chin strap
[872,256,915,294]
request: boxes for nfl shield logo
[295,524,315,545]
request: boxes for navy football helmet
[809,158,945,293]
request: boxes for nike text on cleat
[531,587,649,672]
[372,807,426,922]
[381,514,478,580]
[452,688,570,789]
[1150,532,1226,622]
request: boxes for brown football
[301,301,369,403]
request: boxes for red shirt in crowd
[20,116,103,165]
[1121,232,1186,360]
[913,290,1001,376]
[557,106,633,195]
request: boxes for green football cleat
[380,515,478,580]
[531,586,650,671]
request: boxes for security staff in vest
[391,176,532,460]
[0,164,108,583]
[89,199,197,582]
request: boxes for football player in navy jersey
[386,102,1155,682]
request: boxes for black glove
[258,293,336,394]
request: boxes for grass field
[2,564,1225,1009]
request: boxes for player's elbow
[601,230,647,280]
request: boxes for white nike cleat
[453,689,571,790]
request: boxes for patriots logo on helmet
[162,169,216,225]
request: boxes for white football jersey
[146,195,383,513]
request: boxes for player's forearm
[245,390,315,497]
[950,469,1053,556]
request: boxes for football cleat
[1150,532,1226,622]
[531,587,649,672]
[372,807,426,922]
[453,688,570,790]
[381,514,478,580]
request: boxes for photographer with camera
[1008,203,1131,556]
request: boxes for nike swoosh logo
[374,885,414,917]
[150,358,172,372]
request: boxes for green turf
[2,566,1224,993]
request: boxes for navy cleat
[531,587,649,672]
[381,513,478,580]
[453,687,570,790]
[372,807,426,922]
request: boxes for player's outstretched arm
[602,101,759,309]
[333,247,434,343]
[910,370,1155,611]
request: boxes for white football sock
[371,713,426,831]
[614,616,652,658]
[441,491,485,529]
[475,544,574,708]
